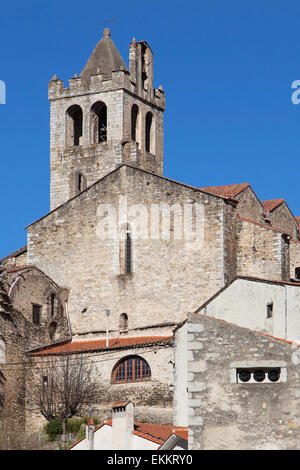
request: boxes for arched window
[119,313,128,332]
[91,101,107,143]
[145,111,155,154]
[48,321,57,341]
[131,104,139,143]
[112,356,151,384]
[66,105,83,146]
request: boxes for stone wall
[2,267,70,344]
[234,186,265,224]
[26,343,173,434]
[268,202,298,239]
[237,218,282,280]
[27,165,236,336]
[174,313,300,450]
[290,240,300,280]
[0,277,69,437]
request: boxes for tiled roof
[295,216,300,225]
[261,199,285,212]
[173,428,188,440]
[199,183,250,198]
[68,420,188,449]
[81,28,128,80]
[134,423,188,444]
[112,401,130,408]
[30,335,173,356]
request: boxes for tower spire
[81,28,128,80]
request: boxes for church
[0,28,300,448]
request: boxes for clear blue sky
[1,0,300,259]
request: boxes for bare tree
[27,354,99,436]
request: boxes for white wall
[173,323,188,427]
[71,424,159,450]
[200,278,300,343]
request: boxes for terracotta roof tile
[30,335,173,356]
[261,199,285,212]
[173,428,189,440]
[199,183,250,198]
[112,401,130,408]
[295,216,300,225]
[68,420,188,449]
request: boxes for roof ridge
[70,334,172,343]
[199,182,250,198]
[26,164,236,229]
[29,334,173,355]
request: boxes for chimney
[111,401,134,450]
[85,418,95,450]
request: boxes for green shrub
[66,418,85,435]
[45,420,63,441]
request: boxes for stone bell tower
[48,28,165,210]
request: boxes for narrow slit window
[78,173,82,191]
[267,302,273,319]
[125,231,132,274]
[50,294,55,317]
[131,105,139,142]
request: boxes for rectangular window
[32,304,41,326]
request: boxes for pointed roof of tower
[81,28,128,80]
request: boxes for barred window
[112,356,151,384]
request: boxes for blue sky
[1,0,300,259]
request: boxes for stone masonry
[174,314,300,450]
